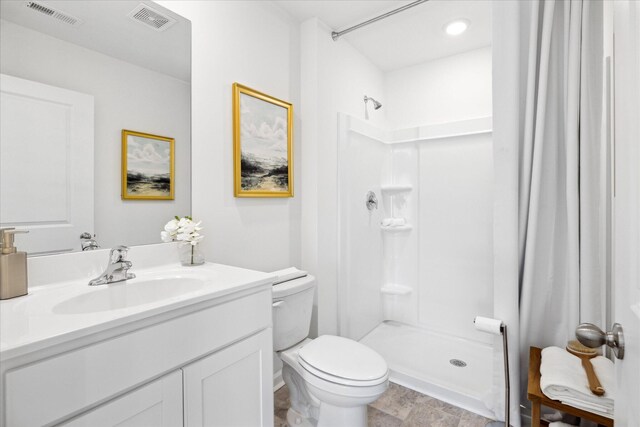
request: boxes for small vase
[178,242,204,266]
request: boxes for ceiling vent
[127,4,176,32]
[25,1,83,27]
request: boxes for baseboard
[273,368,284,392]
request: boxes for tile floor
[274,382,493,427]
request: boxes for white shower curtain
[518,0,606,391]
[492,0,606,424]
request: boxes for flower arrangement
[161,216,204,245]
[161,216,204,265]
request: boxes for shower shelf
[380,284,412,295]
[380,224,412,233]
[380,184,412,195]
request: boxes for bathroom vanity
[0,244,275,427]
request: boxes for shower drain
[449,359,467,367]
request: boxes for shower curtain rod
[331,0,430,41]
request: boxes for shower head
[364,95,382,120]
[364,95,382,110]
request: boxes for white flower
[180,224,196,235]
[164,219,179,233]
[161,216,204,245]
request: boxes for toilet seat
[298,335,388,387]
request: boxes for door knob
[575,323,625,360]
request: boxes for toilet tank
[272,275,316,351]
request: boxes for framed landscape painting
[233,83,293,197]
[121,129,174,200]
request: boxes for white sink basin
[1,246,276,363]
[53,276,207,314]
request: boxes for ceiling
[1,1,491,78]
[275,0,492,72]
[0,0,190,82]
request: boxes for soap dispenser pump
[0,228,29,300]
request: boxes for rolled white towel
[381,218,393,227]
[540,346,614,418]
[271,267,307,284]
[390,218,406,227]
[381,218,405,227]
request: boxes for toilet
[272,271,389,427]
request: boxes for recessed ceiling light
[444,19,470,36]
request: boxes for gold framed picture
[233,83,293,197]
[121,129,174,200]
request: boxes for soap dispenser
[0,228,29,300]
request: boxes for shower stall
[337,114,495,417]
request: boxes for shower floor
[360,321,494,419]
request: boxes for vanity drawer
[4,288,271,427]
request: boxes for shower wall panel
[417,133,494,343]
[338,115,494,345]
[339,129,390,340]
[381,145,419,325]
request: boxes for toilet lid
[298,335,388,385]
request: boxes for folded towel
[271,267,308,285]
[540,346,614,419]
[381,218,392,226]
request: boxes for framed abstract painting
[121,129,174,200]
[232,83,293,197]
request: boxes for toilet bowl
[272,271,389,427]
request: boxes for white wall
[417,133,494,344]
[160,3,493,345]
[300,18,387,336]
[382,46,494,344]
[0,19,191,250]
[386,46,492,128]
[299,20,493,338]
[159,1,301,273]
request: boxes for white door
[183,329,274,427]
[60,370,183,427]
[0,74,93,255]
[612,1,640,424]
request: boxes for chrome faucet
[88,246,136,286]
[80,232,100,251]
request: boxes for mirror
[0,0,191,256]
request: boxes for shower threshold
[360,320,494,419]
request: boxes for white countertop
[0,262,274,362]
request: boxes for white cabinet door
[0,74,94,255]
[183,329,274,427]
[61,370,183,427]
